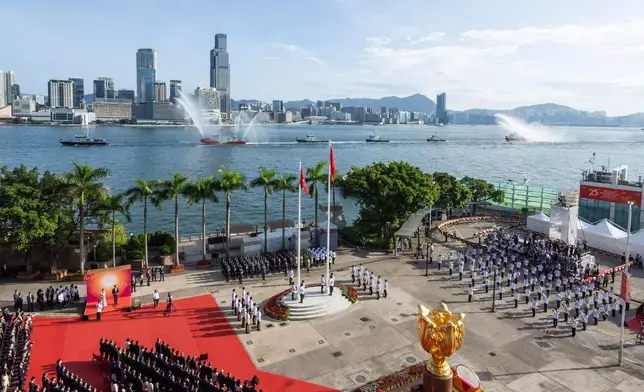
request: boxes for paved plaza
[1,220,643,392]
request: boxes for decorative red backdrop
[579,185,641,206]
[85,266,132,314]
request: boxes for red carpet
[28,295,338,392]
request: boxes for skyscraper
[48,80,75,108]
[169,80,182,103]
[4,71,16,104]
[136,49,157,102]
[155,81,167,102]
[436,92,448,124]
[209,33,231,118]
[68,78,85,108]
[94,77,115,100]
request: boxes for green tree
[433,172,473,214]
[215,168,247,258]
[95,224,128,261]
[124,179,157,267]
[274,173,297,250]
[0,166,61,272]
[154,172,190,266]
[64,162,110,274]
[98,193,131,267]
[250,167,278,252]
[460,176,505,214]
[306,161,328,228]
[184,176,219,262]
[338,161,439,243]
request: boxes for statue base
[410,367,453,392]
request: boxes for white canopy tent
[526,212,551,234]
[578,219,628,255]
[624,229,644,256]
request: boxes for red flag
[329,144,337,182]
[300,167,310,197]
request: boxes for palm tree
[184,176,219,262]
[306,161,328,227]
[216,168,248,258]
[124,179,157,268]
[154,172,190,266]
[274,173,297,250]
[64,162,110,274]
[250,167,278,252]
[99,193,131,267]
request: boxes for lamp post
[618,202,633,366]
[426,243,430,276]
[491,265,498,312]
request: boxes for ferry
[426,135,446,142]
[60,131,108,146]
[296,134,329,143]
[366,133,390,143]
[505,133,528,142]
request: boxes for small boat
[426,135,446,142]
[296,134,329,143]
[200,138,221,145]
[225,140,246,145]
[366,133,390,143]
[60,130,108,146]
[505,133,528,142]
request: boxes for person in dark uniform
[112,285,120,306]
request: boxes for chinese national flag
[300,167,310,197]
[330,144,337,182]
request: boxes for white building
[0,70,5,107]
[12,97,36,117]
[195,87,221,123]
[48,80,75,108]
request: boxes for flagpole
[297,162,302,287]
[326,142,332,293]
[618,201,632,366]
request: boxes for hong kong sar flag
[300,167,310,196]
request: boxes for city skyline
[3,0,644,115]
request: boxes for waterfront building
[341,106,366,122]
[0,70,5,107]
[169,80,181,103]
[301,107,312,118]
[209,33,231,118]
[136,48,157,103]
[51,108,92,124]
[47,80,75,108]
[131,102,185,122]
[68,78,85,108]
[436,92,448,124]
[30,95,45,106]
[117,89,135,102]
[93,77,115,100]
[11,97,36,118]
[330,102,342,112]
[272,100,283,113]
[93,101,132,122]
[578,165,643,232]
[155,81,167,102]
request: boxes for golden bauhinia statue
[417,302,465,378]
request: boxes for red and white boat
[200,136,246,145]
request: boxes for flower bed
[263,289,290,321]
[354,365,483,392]
[339,284,359,303]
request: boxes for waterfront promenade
[1,220,643,391]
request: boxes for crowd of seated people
[0,309,33,391]
[98,338,263,392]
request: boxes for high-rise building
[436,92,448,124]
[11,84,20,101]
[0,71,6,107]
[155,81,167,102]
[209,33,231,118]
[195,87,221,111]
[169,80,182,103]
[272,100,283,113]
[117,89,135,102]
[68,78,85,108]
[136,49,157,102]
[48,80,75,108]
[94,77,115,100]
[4,71,16,105]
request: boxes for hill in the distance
[285,93,437,113]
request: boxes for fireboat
[200,137,246,145]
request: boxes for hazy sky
[4,0,644,115]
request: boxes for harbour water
[1,124,643,235]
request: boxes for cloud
[305,56,326,66]
[273,43,307,53]
[351,18,644,115]
[263,56,282,61]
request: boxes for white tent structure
[578,219,628,255]
[526,212,551,234]
[625,229,644,256]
